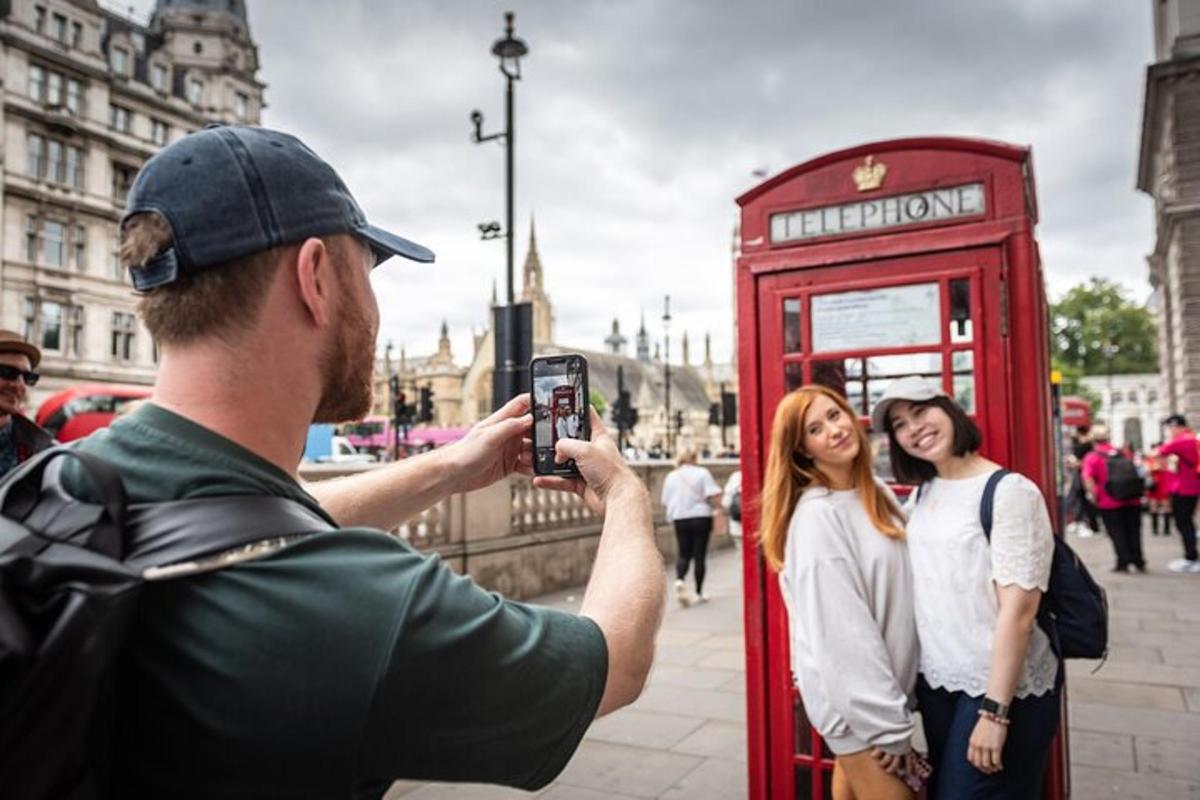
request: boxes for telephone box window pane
[953,350,975,412]
[794,768,814,800]
[949,278,973,343]
[811,359,863,413]
[871,432,895,482]
[811,283,940,353]
[784,298,802,353]
[785,362,804,392]
[793,693,813,755]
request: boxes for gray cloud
[131,0,1155,362]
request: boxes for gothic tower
[520,217,554,347]
[636,311,651,362]
[605,318,627,355]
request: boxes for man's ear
[294,237,334,328]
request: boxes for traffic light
[708,402,720,426]
[394,392,411,425]
[389,374,400,399]
[674,409,684,433]
[418,385,434,423]
[721,390,738,427]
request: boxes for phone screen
[531,354,589,475]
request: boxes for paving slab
[584,708,705,750]
[670,720,749,763]
[554,740,703,798]
[658,757,746,800]
[1065,730,1135,771]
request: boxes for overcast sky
[129,0,1156,366]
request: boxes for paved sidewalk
[390,528,1200,799]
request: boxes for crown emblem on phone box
[853,155,887,192]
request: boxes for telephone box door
[756,247,1009,799]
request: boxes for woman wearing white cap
[761,385,924,799]
[873,377,1059,800]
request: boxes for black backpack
[0,446,335,800]
[979,470,1109,669]
[1103,453,1145,501]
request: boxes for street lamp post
[663,295,672,457]
[472,12,529,410]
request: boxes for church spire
[522,216,543,296]
[636,310,650,362]
[682,331,690,366]
[605,318,627,355]
[437,319,452,362]
[704,332,713,368]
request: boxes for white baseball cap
[870,376,948,431]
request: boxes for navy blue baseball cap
[122,125,434,291]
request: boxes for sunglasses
[0,364,39,386]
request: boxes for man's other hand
[533,407,640,515]
[443,393,534,494]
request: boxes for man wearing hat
[0,329,53,475]
[1159,414,1200,572]
[62,126,664,797]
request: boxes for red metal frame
[736,137,1068,799]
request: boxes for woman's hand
[967,715,1007,774]
[870,747,911,776]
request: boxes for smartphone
[530,354,590,476]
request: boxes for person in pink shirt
[1081,424,1146,573]
[1158,414,1200,572]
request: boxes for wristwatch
[980,696,1010,719]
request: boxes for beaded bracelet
[977,709,1011,726]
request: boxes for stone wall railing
[300,458,741,600]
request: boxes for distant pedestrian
[0,329,53,476]
[1159,414,1200,572]
[763,385,919,800]
[1144,445,1174,537]
[875,377,1059,800]
[661,448,723,606]
[1067,426,1100,537]
[722,469,743,547]
[1082,425,1146,573]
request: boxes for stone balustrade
[300,458,741,600]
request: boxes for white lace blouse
[905,471,1058,698]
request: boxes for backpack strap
[979,469,1012,542]
[123,495,337,573]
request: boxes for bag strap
[122,495,337,573]
[979,469,1012,542]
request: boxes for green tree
[1050,278,1157,377]
[589,389,606,417]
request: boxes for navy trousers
[917,676,1059,800]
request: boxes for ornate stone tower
[152,0,264,124]
[636,311,651,362]
[520,218,554,347]
[605,318,627,355]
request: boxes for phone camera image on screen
[531,354,589,476]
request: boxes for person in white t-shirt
[873,377,1059,800]
[761,385,921,800]
[660,449,723,606]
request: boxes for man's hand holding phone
[533,407,644,515]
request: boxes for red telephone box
[735,137,1068,799]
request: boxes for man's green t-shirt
[70,404,607,799]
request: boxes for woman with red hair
[761,385,922,800]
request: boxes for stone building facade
[0,0,264,410]
[1079,373,1168,451]
[1139,0,1200,423]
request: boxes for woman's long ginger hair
[760,385,904,571]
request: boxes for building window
[68,306,85,356]
[110,46,129,76]
[47,71,62,105]
[34,5,46,33]
[27,133,44,178]
[50,13,67,44]
[23,299,36,343]
[1111,390,1122,404]
[112,162,136,203]
[151,62,168,92]
[43,221,66,268]
[41,301,63,352]
[235,91,248,119]
[1149,389,1159,404]
[150,118,169,146]
[71,21,82,49]
[65,78,82,114]
[1128,390,1139,405]
[28,65,44,102]
[72,224,87,271]
[111,312,137,361]
[187,78,203,106]
[27,133,83,188]
[193,40,203,55]
[109,104,131,133]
